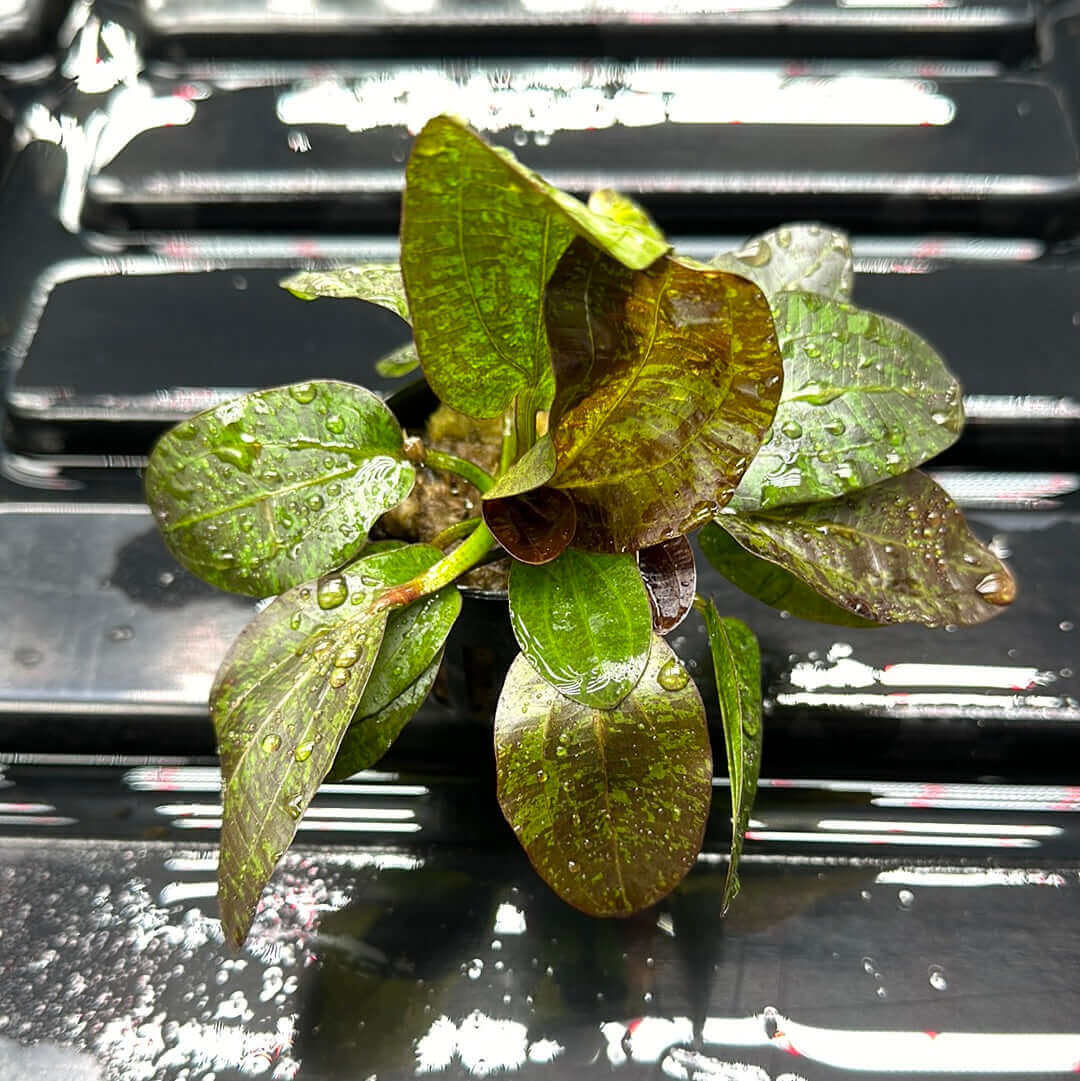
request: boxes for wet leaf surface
[710,223,854,300]
[508,549,653,708]
[482,487,576,565]
[494,636,712,917]
[733,292,963,510]
[374,342,420,379]
[587,188,666,247]
[484,435,557,500]
[717,471,1017,627]
[545,242,783,552]
[400,116,669,419]
[280,264,411,322]
[636,536,697,635]
[146,381,414,596]
[701,604,762,913]
[697,521,880,627]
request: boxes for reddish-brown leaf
[636,536,697,634]
[482,487,577,565]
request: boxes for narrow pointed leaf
[327,652,443,783]
[636,536,697,635]
[400,115,670,419]
[210,570,393,946]
[375,342,420,379]
[698,521,879,627]
[482,486,576,565]
[280,264,410,322]
[710,223,854,300]
[494,637,712,917]
[146,381,415,596]
[509,548,653,708]
[484,435,557,500]
[587,188,666,246]
[733,292,963,511]
[718,471,1017,627]
[545,242,783,551]
[701,604,762,913]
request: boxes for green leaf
[210,569,394,945]
[716,471,1017,627]
[710,223,854,300]
[701,604,762,914]
[545,242,784,551]
[494,636,713,917]
[280,264,411,322]
[698,521,879,627]
[587,189,666,247]
[484,435,556,500]
[374,342,420,379]
[146,381,415,596]
[327,652,442,783]
[508,548,653,708]
[400,115,670,419]
[733,292,963,511]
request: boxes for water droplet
[657,657,690,691]
[897,888,915,910]
[536,769,547,782]
[1059,620,1074,632]
[289,383,317,404]
[567,860,578,873]
[975,570,1016,606]
[325,414,346,435]
[106,625,135,643]
[328,668,349,689]
[875,986,888,1000]
[294,741,314,762]
[862,956,876,974]
[316,574,348,610]
[780,419,803,439]
[928,965,948,991]
[285,794,304,819]
[289,612,302,631]
[645,956,655,969]
[736,238,772,267]
[467,959,484,980]
[261,734,281,753]
[775,227,792,248]
[860,889,872,901]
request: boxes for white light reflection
[817,819,1063,837]
[156,802,415,819]
[744,829,1038,848]
[875,868,1067,888]
[415,1012,559,1076]
[173,818,421,833]
[125,765,428,796]
[789,655,1053,692]
[493,903,527,936]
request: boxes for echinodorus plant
[145,114,1015,946]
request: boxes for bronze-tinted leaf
[636,536,697,635]
[587,189,666,247]
[494,637,713,917]
[483,435,557,500]
[280,264,411,322]
[716,471,1017,627]
[482,487,576,565]
[544,241,783,552]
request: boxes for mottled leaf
[637,536,697,635]
[210,567,394,945]
[494,637,713,917]
[701,604,761,913]
[733,293,963,511]
[482,486,576,565]
[545,241,783,551]
[717,471,1016,627]
[698,521,879,627]
[327,653,442,783]
[280,264,410,322]
[375,342,420,379]
[587,189,666,246]
[509,549,653,708]
[484,435,556,500]
[710,223,854,300]
[400,115,670,419]
[147,381,414,596]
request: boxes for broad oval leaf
[509,548,653,708]
[146,380,415,596]
[210,568,394,945]
[587,189,666,246]
[637,536,697,635]
[701,604,762,914]
[545,241,783,551]
[494,636,713,917]
[400,115,670,419]
[484,435,557,500]
[280,264,410,322]
[482,486,576,565]
[327,652,443,783]
[733,292,963,511]
[710,223,854,300]
[375,342,420,379]
[698,521,879,627]
[717,471,1017,627]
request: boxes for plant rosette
[146,114,1016,947]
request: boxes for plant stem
[429,516,481,549]
[373,519,497,610]
[423,448,494,495]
